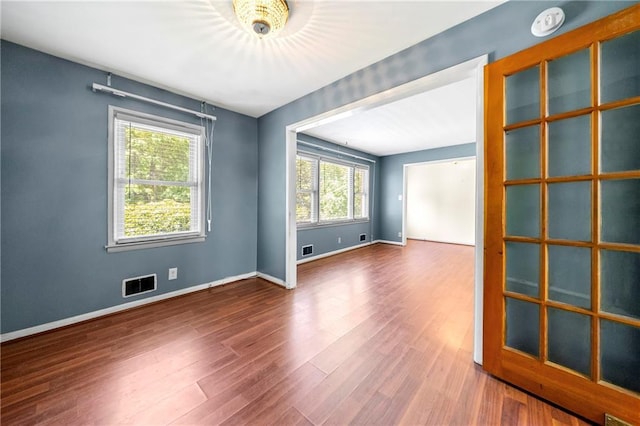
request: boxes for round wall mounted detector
[531,7,565,37]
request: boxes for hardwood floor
[1,240,589,425]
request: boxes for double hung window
[296,156,317,224]
[107,107,205,251]
[296,153,369,226]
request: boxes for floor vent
[301,244,313,256]
[359,233,367,242]
[123,274,157,298]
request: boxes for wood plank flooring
[1,241,589,425]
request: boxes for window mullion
[349,166,354,219]
[314,158,319,223]
[116,178,196,187]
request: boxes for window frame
[295,154,318,224]
[353,166,370,220]
[106,106,206,252]
[296,152,370,228]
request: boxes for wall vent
[123,274,157,298]
[301,244,313,256]
[359,233,367,242]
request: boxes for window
[296,156,317,223]
[107,107,205,251]
[296,153,369,226]
[353,167,368,219]
[320,161,350,221]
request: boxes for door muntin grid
[502,33,640,393]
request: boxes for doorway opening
[285,54,487,363]
[403,157,476,247]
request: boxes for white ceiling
[1,0,502,119]
[304,76,478,156]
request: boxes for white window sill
[106,236,205,253]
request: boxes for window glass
[354,167,369,219]
[320,161,350,221]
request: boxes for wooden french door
[484,4,640,425]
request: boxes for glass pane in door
[601,179,640,245]
[548,181,592,241]
[600,30,640,103]
[506,66,540,124]
[505,297,540,357]
[548,48,591,115]
[601,249,640,320]
[506,184,540,237]
[548,307,591,376]
[547,245,591,309]
[600,104,640,173]
[547,114,591,177]
[506,242,540,297]
[506,125,540,180]
[600,319,640,393]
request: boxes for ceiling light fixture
[233,0,289,38]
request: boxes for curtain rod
[92,83,217,121]
[297,139,376,163]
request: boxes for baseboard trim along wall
[256,272,288,288]
[0,271,258,343]
[297,241,374,264]
[375,239,406,246]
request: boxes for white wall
[406,158,476,245]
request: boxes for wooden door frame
[483,4,640,424]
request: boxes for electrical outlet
[337,237,341,244]
[168,267,178,280]
[398,232,402,238]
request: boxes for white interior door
[406,158,476,245]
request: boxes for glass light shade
[233,0,289,38]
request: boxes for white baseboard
[374,239,405,246]
[406,237,474,247]
[0,271,257,343]
[256,272,288,288]
[297,241,373,264]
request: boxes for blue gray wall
[379,143,476,242]
[1,1,633,333]
[296,135,379,261]
[1,42,259,334]
[257,1,632,282]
